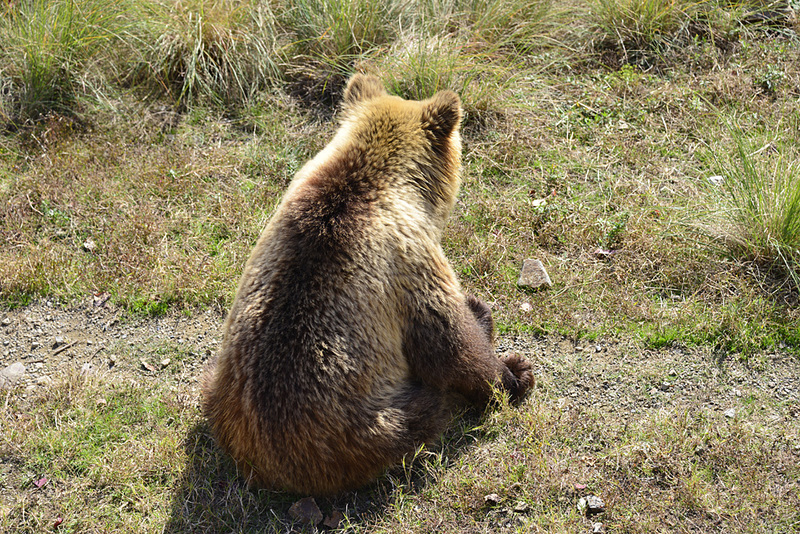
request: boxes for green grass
[1,3,800,530]
[4,369,795,533]
[702,134,800,291]
[0,0,127,122]
[130,0,283,108]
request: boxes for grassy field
[1,0,799,532]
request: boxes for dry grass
[1,2,800,532]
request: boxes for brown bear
[201,74,533,496]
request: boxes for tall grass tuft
[278,0,398,106]
[133,0,282,109]
[375,34,513,117]
[589,0,693,62]
[457,0,553,52]
[0,0,125,122]
[281,0,397,62]
[705,136,800,290]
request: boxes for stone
[288,497,323,526]
[53,336,66,348]
[578,495,605,516]
[513,501,529,513]
[484,493,502,506]
[724,408,736,418]
[517,259,552,289]
[1,317,10,326]
[323,510,344,529]
[0,362,26,389]
[36,376,52,386]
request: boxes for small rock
[141,359,156,372]
[1,317,10,326]
[53,336,66,349]
[36,376,52,386]
[593,248,616,258]
[707,175,724,186]
[160,358,171,368]
[0,362,26,389]
[288,497,323,526]
[520,302,533,312]
[724,408,736,418]
[82,238,97,252]
[512,501,529,513]
[484,493,502,506]
[81,363,97,375]
[517,259,552,289]
[31,341,41,350]
[323,510,344,529]
[578,495,605,516]
[595,344,602,353]
[593,522,605,533]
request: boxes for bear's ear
[422,90,462,139]
[343,74,387,106]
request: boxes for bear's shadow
[163,411,485,533]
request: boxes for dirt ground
[2,298,798,422]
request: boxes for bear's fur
[201,74,533,496]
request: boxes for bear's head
[340,74,463,230]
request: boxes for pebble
[578,495,605,516]
[484,493,502,506]
[31,341,41,350]
[1,317,10,326]
[0,362,26,389]
[288,497,323,526]
[517,259,552,289]
[724,408,736,418]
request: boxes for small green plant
[704,135,800,290]
[757,64,785,95]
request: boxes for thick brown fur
[201,74,533,496]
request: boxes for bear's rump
[249,381,449,494]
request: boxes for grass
[0,0,128,122]
[701,134,800,291]
[130,0,283,109]
[2,353,797,533]
[1,0,800,531]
